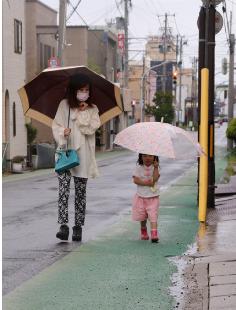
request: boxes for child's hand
[153,160,159,169]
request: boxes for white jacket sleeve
[76,105,101,135]
[52,100,68,146]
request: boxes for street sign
[197,10,223,34]
[118,33,125,54]
[215,11,223,34]
[48,57,60,68]
[201,0,223,6]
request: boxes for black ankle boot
[72,226,82,242]
[56,224,69,240]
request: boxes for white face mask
[76,91,89,102]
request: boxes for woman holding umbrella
[52,74,101,242]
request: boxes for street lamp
[140,61,171,122]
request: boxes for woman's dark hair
[137,153,159,166]
[66,73,92,108]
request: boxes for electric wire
[222,2,230,46]
[67,1,107,47]
[223,1,231,38]
[115,0,123,16]
[67,0,82,22]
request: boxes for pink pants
[132,194,159,222]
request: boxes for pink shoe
[140,227,149,240]
[151,229,159,243]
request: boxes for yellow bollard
[198,68,209,222]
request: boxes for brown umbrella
[18,66,123,126]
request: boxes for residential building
[180,68,197,126]
[25,0,58,143]
[145,35,176,62]
[2,0,27,169]
[128,61,157,122]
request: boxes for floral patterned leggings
[57,171,88,227]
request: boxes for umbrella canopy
[114,122,203,159]
[18,66,123,127]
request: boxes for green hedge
[226,118,236,142]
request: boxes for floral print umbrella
[114,122,203,159]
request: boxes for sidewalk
[2,148,130,183]
[173,149,236,310]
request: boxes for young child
[132,153,160,242]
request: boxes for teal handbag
[55,108,80,174]
[55,149,80,173]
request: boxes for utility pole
[198,1,216,210]
[178,36,183,124]
[57,0,67,66]
[207,4,216,209]
[124,0,129,88]
[120,0,130,129]
[140,61,171,122]
[227,11,235,150]
[162,13,168,93]
[177,36,187,124]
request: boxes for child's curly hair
[137,153,159,166]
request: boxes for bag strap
[66,107,70,150]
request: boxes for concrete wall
[2,0,27,160]
[25,0,57,81]
[88,29,117,80]
[64,26,88,67]
[25,0,57,143]
[146,35,176,62]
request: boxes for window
[13,102,16,137]
[14,19,22,54]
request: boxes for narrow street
[3,147,197,295]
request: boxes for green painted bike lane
[3,150,227,310]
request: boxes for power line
[114,0,123,16]
[67,1,107,47]
[222,1,230,45]
[67,0,82,22]
[173,14,181,36]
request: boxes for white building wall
[2,0,27,159]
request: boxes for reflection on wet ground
[170,200,236,309]
[197,221,236,256]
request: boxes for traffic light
[221,58,227,75]
[173,71,177,85]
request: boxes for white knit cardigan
[52,99,101,178]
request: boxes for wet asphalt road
[3,148,197,295]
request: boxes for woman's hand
[78,102,88,111]
[64,128,71,137]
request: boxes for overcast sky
[41,0,236,85]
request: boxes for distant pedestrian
[132,154,160,242]
[52,73,101,242]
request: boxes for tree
[226,118,236,144]
[145,91,175,123]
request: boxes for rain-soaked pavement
[3,124,233,310]
[3,147,197,295]
[169,123,236,310]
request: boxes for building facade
[2,0,27,168]
[25,0,58,143]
